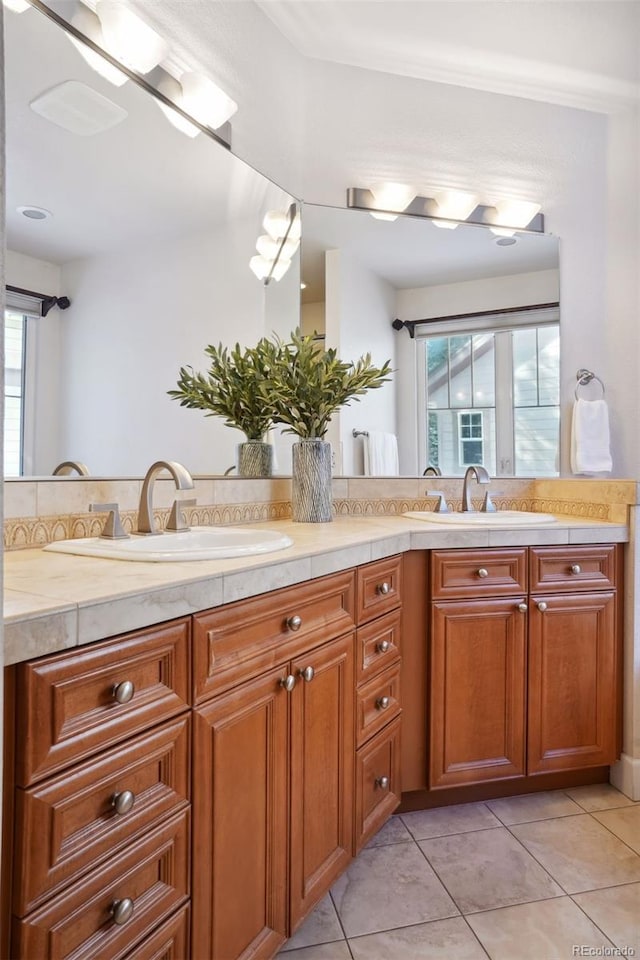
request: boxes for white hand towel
[364,431,399,476]
[570,398,612,474]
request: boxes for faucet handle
[427,490,450,513]
[90,503,129,540]
[481,491,497,513]
[166,497,197,532]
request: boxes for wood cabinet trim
[431,548,527,599]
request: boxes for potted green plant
[168,338,280,477]
[268,330,392,521]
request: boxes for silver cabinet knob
[286,614,302,632]
[299,666,315,683]
[376,581,391,595]
[570,564,582,575]
[112,680,135,704]
[537,601,548,612]
[518,603,528,613]
[376,696,390,710]
[375,776,389,789]
[110,898,134,925]
[477,568,489,578]
[111,790,136,816]
[280,674,296,692]
[377,639,390,654]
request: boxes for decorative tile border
[3,492,624,550]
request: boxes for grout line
[567,894,620,951]
[328,889,355,957]
[585,809,640,860]
[503,821,572,897]
[459,915,493,959]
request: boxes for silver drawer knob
[376,696,390,710]
[111,790,136,816]
[570,564,582,575]
[518,603,528,613]
[110,898,134,925]
[280,674,296,692]
[299,666,315,683]
[286,614,302,632]
[112,680,135,704]
[375,776,389,789]
[376,581,391,595]
[377,639,390,654]
[477,568,489,579]
[537,601,548,612]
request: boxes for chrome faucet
[462,464,495,512]
[136,461,194,535]
[52,460,90,477]
[423,465,442,477]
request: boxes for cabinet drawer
[15,619,190,787]
[356,662,401,747]
[356,556,402,624]
[14,716,190,916]
[356,609,401,684]
[11,809,189,960]
[431,548,527,599]
[530,545,616,593]
[193,570,355,702]
[121,904,189,960]
[355,716,402,853]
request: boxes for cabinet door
[289,634,354,931]
[192,667,289,960]
[528,592,617,773]
[430,598,527,788]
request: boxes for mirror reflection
[3,4,299,479]
[300,204,560,477]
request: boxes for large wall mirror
[300,203,560,477]
[4,3,300,479]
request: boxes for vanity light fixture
[67,6,128,87]
[2,0,31,12]
[179,72,238,131]
[347,187,544,233]
[94,0,169,74]
[250,204,300,285]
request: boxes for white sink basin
[44,526,294,562]
[403,510,558,527]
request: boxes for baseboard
[610,753,640,800]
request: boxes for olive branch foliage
[168,330,393,441]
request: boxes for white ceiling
[258,0,640,113]
[302,203,558,303]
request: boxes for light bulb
[490,226,517,238]
[180,72,237,130]
[2,0,30,13]
[434,190,478,222]
[68,7,128,87]
[370,212,399,222]
[491,199,541,229]
[155,75,200,138]
[431,220,458,230]
[263,210,290,241]
[370,182,415,215]
[270,258,291,281]
[256,234,299,260]
[95,1,169,74]
[249,255,272,280]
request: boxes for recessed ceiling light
[300,282,307,290]
[495,236,517,247]
[17,205,52,221]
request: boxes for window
[458,411,484,466]
[4,293,41,477]
[419,308,559,477]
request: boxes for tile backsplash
[3,476,637,550]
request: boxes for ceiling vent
[30,80,128,136]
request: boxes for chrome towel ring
[575,368,605,400]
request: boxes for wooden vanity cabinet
[429,545,620,790]
[6,619,192,960]
[191,571,356,959]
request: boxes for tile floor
[278,784,640,960]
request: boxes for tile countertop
[3,514,628,667]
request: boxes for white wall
[324,249,396,474]
[397,269,560,320]
[60,217,274,476]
